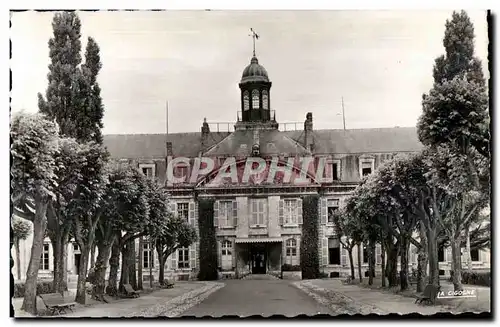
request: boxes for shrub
[300,195,320,279]
[282,264,301,272]
[462,271,490,286]
[13,280,53,298]
[197,198,218,281]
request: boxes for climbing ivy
[197,198,218,280]
[300,195,320,279]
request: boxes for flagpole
[341,97,346,131]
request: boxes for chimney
[201,118,210,150]
[304,112,313,151]
[166,141,173,156]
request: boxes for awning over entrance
[235,237,282,244]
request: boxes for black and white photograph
[9,8,491,318]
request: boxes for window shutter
[341,242,348,266]
[231,239,236,268]
[190,244,196,269]
[217,240,222,268]
[214,200,219,227]
[445,247,451,262]
[282,239,286,266]
[320,198,327,225]
[322,237,328,266]
[278,199,284,226]
[376,243,381,265]
[171,250,177,270]
[232,200,238,227]
[188,201,196,226]
[297,198,303,225]
[170,202,177,217]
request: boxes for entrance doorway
[250,246,266,274]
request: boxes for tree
[155,216,197,285]
[12,217,31,281]
[11,112,59,314]
[336,200,363,281]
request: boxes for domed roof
[241,56,269,83]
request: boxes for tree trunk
[368,239,375,285]
[93,240,114,301]
[385,241,398,287]
[149,245,153,289]
[381,241,386,287]
[427,226,439,287]
[348,247,355,279]
[138,237,143,290]
[106,239,120,296]
[21,199,48,315]
[416,223,428,292]
[127,239,137,289]
[90,244,96,270]
[357,243,362,282]
[49,229,69,294]
[450,237,464,291]
[399,235,409,291]
[75,243,91,304]
[157,246,165,285]
[15,238,21,281]
[119,245,129,293]
[465,227,472,273]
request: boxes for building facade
[11,54,490,283]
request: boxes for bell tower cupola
[238,28,273,124]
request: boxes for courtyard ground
[12,281,224,318]
[294,278,491,315]
[181,277,333,317]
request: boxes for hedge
[197,198,218,281]
[462,271,491,287]
[300,195,320,279]
[13,280,53,298]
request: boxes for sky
[9,10,489,135]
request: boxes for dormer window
[139,163,156,179]
[358,157,375,178]
[243,91,250,111]
[252,89,260,109]
[262,90,269,110]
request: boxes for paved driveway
[181,279,333,317]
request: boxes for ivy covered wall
[300,195,320,279]
[197,198,218,281]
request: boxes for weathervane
[249,28,259,57]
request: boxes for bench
[341,276,353,285]
[123,284,140,298]
[39,293,76,315]
[163,279,175,289]
[414,284,441,305]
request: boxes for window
[362,244,368,263]
[40,243,49,270]
[285,238,298,265]
[243,91,250,111]
[250,198,266,226]
[328,238,340,265]
[252,90,260,109]
[360,159,374,177]
[139,163,155,179]
[221,240,233,270]
[178,248,190,269]
[284,199,298,225]
[262,90,269,110]
[438,247,445,262]
[219,201,233,228]
[143,242,154,269]
[470,249,480,262]
[327,199,339,224]
[332,163,339,181]
[177,202,189,221]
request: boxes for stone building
[11,53,490,283]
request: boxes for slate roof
[103,132,230,159]
[203,129,310,157]
[102,127,422,159]
[283,127,422,154]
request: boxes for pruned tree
[336,200,363,281]
[12,217,31,281]
[11,112,59,314]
